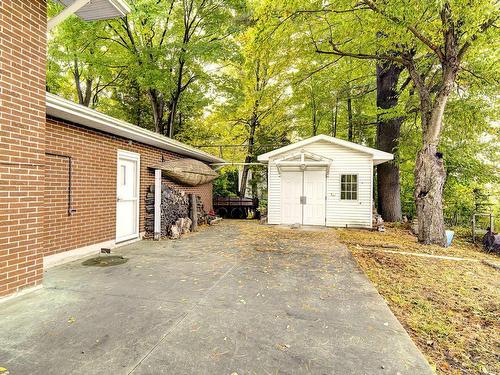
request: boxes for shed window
[341,174,358,200]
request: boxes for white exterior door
[280,170,326,226]
[280,171,303,225]
[303,170,326,225]
[116,150,140,242]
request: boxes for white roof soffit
[46,93,224,164]
[257,134,393,166]
[49,0,131,30]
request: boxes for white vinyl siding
[267,164,282,224]
[267,140,373,228]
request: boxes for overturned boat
[150,158,218,186]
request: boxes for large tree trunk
[414,143,446,245]
[376,62,403,222]
[413,72,454,246]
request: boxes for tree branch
[362,0,445,61]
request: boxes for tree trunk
[166,98,178,138]
[414,143,446,245]
[332,97,338,137]
[347,94,353,141]
[83,78,92,107]
[148,89,165,135]
[413,73,455,246]
[311,89,318,136]
[239,117,257,197]
[376,61,403,222]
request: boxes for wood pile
[145,184,207,239]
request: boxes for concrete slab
[0,221,433,375]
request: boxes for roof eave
[257,134,394,163]
[46,93,224,164]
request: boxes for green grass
[336,226,500,375]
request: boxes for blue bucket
[445,230,454,247]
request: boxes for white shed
[257,134,393,228]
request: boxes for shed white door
[303,170,326,225]
[281,171,303,224]
[116,151,140,242]
[280,170,325,225]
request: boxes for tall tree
[47,16,122,107]
[268,0,498,245]
[234,29,290,197]
[376,61,404,221]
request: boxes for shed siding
[267,164,281,224]
[268,140,373,228]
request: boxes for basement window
[341,174,358,200]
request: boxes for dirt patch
[336,225,500,375]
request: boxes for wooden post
[154,169,161,240]
[189,194,198,232]
[490,213,494,232]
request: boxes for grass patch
[336,225,500,375]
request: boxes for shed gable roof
[257,134,393,165]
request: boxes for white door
[281,171,303,225]
[303,170,326,225]
[116,150,140,242]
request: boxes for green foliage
[47,0,499,229]
[213,169,239,197]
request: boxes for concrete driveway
[0,221,433,375]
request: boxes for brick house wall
[44,117,214,257]
[0,0,47,297]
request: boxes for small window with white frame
[341,174,358,200]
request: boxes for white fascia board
[108,0,131,15]
[257,134,393,164]
[46,93,224,164]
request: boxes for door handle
[300,196,306,204]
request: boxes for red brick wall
[0,0,46,297]
[44,118,214,257]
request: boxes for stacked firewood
[145,184,206,239]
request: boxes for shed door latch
[300,196,307,205]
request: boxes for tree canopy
[47,0,499,235]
